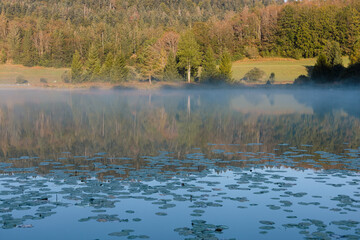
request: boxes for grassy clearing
[0,64,67,84]
[232,57,350,83]
[0,56,351,87]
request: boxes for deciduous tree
[177,31,201,83]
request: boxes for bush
[40,78,48,83]
[61,71,71,83]
[339,62,360,84]
[232,53,245,61]
[16,75,28,84]
[0,49,7,64]
[244,46,259,59]
[243,68,266,82]
[294,75,311,85]
[269,72,275,83]
[291,49,303,60]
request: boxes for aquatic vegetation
[0,90,360,239]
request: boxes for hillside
[0,0,359,84]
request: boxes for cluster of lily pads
[0,144,359,239]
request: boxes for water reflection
[0,89,359,239]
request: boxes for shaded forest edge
[0,0,360,86]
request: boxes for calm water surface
[0,89,359,240]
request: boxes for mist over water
[0,89,359,240]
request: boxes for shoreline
[1,81,359,91]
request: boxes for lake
[0,88,359,240]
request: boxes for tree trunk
[149,74,152,84]
[187,64,191,83]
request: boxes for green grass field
[232,57,350,83]
[0,64,67,84]
[0,57,351,85]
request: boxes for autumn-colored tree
[137,43,164,84]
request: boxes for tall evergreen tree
[71,51,83,83]
[50,30,68,67]
[163,51,180,81]
[85,45,101,81]
[177,30,201,83]
[100,52,114,81]
[7,26,21,64]
[201,46,218,82]
[218,49,232,82]
[22,29,38,67]
[111,53,128,83]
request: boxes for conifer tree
[71,51,83,83]
[201,46,218,82]
[100,52,114,81]
[22,29,38,67]
[111,53,128,82]
[85,45,101,81]
[7,26,21,64]
[163,51,180,81]
[218,49,232,82]
[177,31,201,83]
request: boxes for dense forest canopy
[0,0,359,82]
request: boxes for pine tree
[100,52,114,81]
[71,51,83,83]
[85,45,101,81]
[201,46,218,82]
[50,30,68,67]
[111,53,128,83]
[163,51,180,81]
[22,29,38,67]
[177,30,201,83]
[7,26,21,64]
[218,49,232,82]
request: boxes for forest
[0,0,360,83]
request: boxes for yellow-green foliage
[232,57,350,83]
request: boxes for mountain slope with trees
[0,0,359,83]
